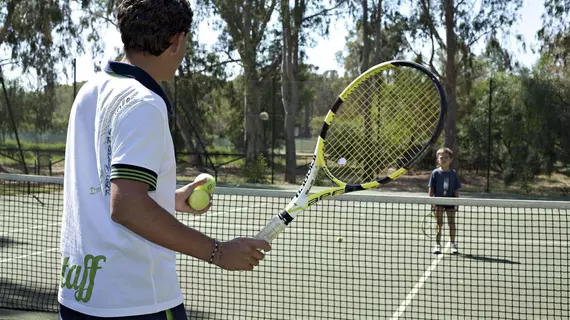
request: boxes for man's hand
[213,238,272,271]
[175,178,212,214]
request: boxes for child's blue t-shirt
[428,168,461,197]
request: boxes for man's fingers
[250,258,260,266]
[178,178,207,196]
[248,239,271,252]
[251,249,265,261]
[191,178,207,187]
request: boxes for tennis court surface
[1,173,569,319]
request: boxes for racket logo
[307,189,344,206]
[296,155,317,198]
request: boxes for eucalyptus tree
[409,0,523,160]
[280,0,345,182]
[196,0,278,162]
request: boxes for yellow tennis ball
[195,173,216,194]
[188,189,210,211]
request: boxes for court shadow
[0,279,58,312]
[0,236,26,249]
[0,279,216,319]
[458,253,520,265]
[0,308,58,319]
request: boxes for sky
[4,0,546,85]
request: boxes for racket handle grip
[254,211,293,243]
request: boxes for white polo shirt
[58,61,182,317]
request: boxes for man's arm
[110,178,215,261]
[108,103,269,270]
[110,179,271,270]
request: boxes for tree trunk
[373,0,382,64]
[283,101,298,182]
[243,55,262,161]
[444,0,458,158]
[212,0,277,162]
[303,102,311,137]
[360,0,370,73]
[175,105,202,167]
[164,79,202,168]
[281,0,304,184]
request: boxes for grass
[0,140,65,170]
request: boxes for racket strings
[324,67,441,185]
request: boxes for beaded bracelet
[208,239,220,264]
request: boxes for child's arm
[428,170,436,197]
[453,171,461,197]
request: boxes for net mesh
[1,174,569,319]
[325,66,442,184]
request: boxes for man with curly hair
[58,1,271,319]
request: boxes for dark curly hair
[117,0,193,56]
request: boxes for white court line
[390,247,448,320]
[0,247,59,263]
[1,222,61,236]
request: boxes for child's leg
[434,206,445,245]
[446,206,457,243]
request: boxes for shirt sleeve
[454,170,462,189]
[110,102,166,191]
[428,170,436,188]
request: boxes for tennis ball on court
[188,189,210,211]
[195,173,216,194]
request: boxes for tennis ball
[188,189,210,211]
[195,173,216,194]
[259,111,269,121]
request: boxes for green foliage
[458,53,570,187]
[539,0,570,65]
[244,154,270,184]
[0,80,79,142]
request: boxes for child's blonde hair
[436,147,454,159]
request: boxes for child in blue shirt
[428,147,461,254]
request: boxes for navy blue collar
[104,60,173,120]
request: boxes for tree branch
[454,0,470,12]
[82,8,117,27]
[254,0,277,46]
[0,1,17,45]
[193,59,241,74]
[404,33,423,59]
[428,28,439,77]
[419,0,446,50]
[302,0,348,23]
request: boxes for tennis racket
[254,60,447,243]
[421,207,438,238]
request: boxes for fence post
[486,77,493,193]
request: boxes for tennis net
[1,173,569,319]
